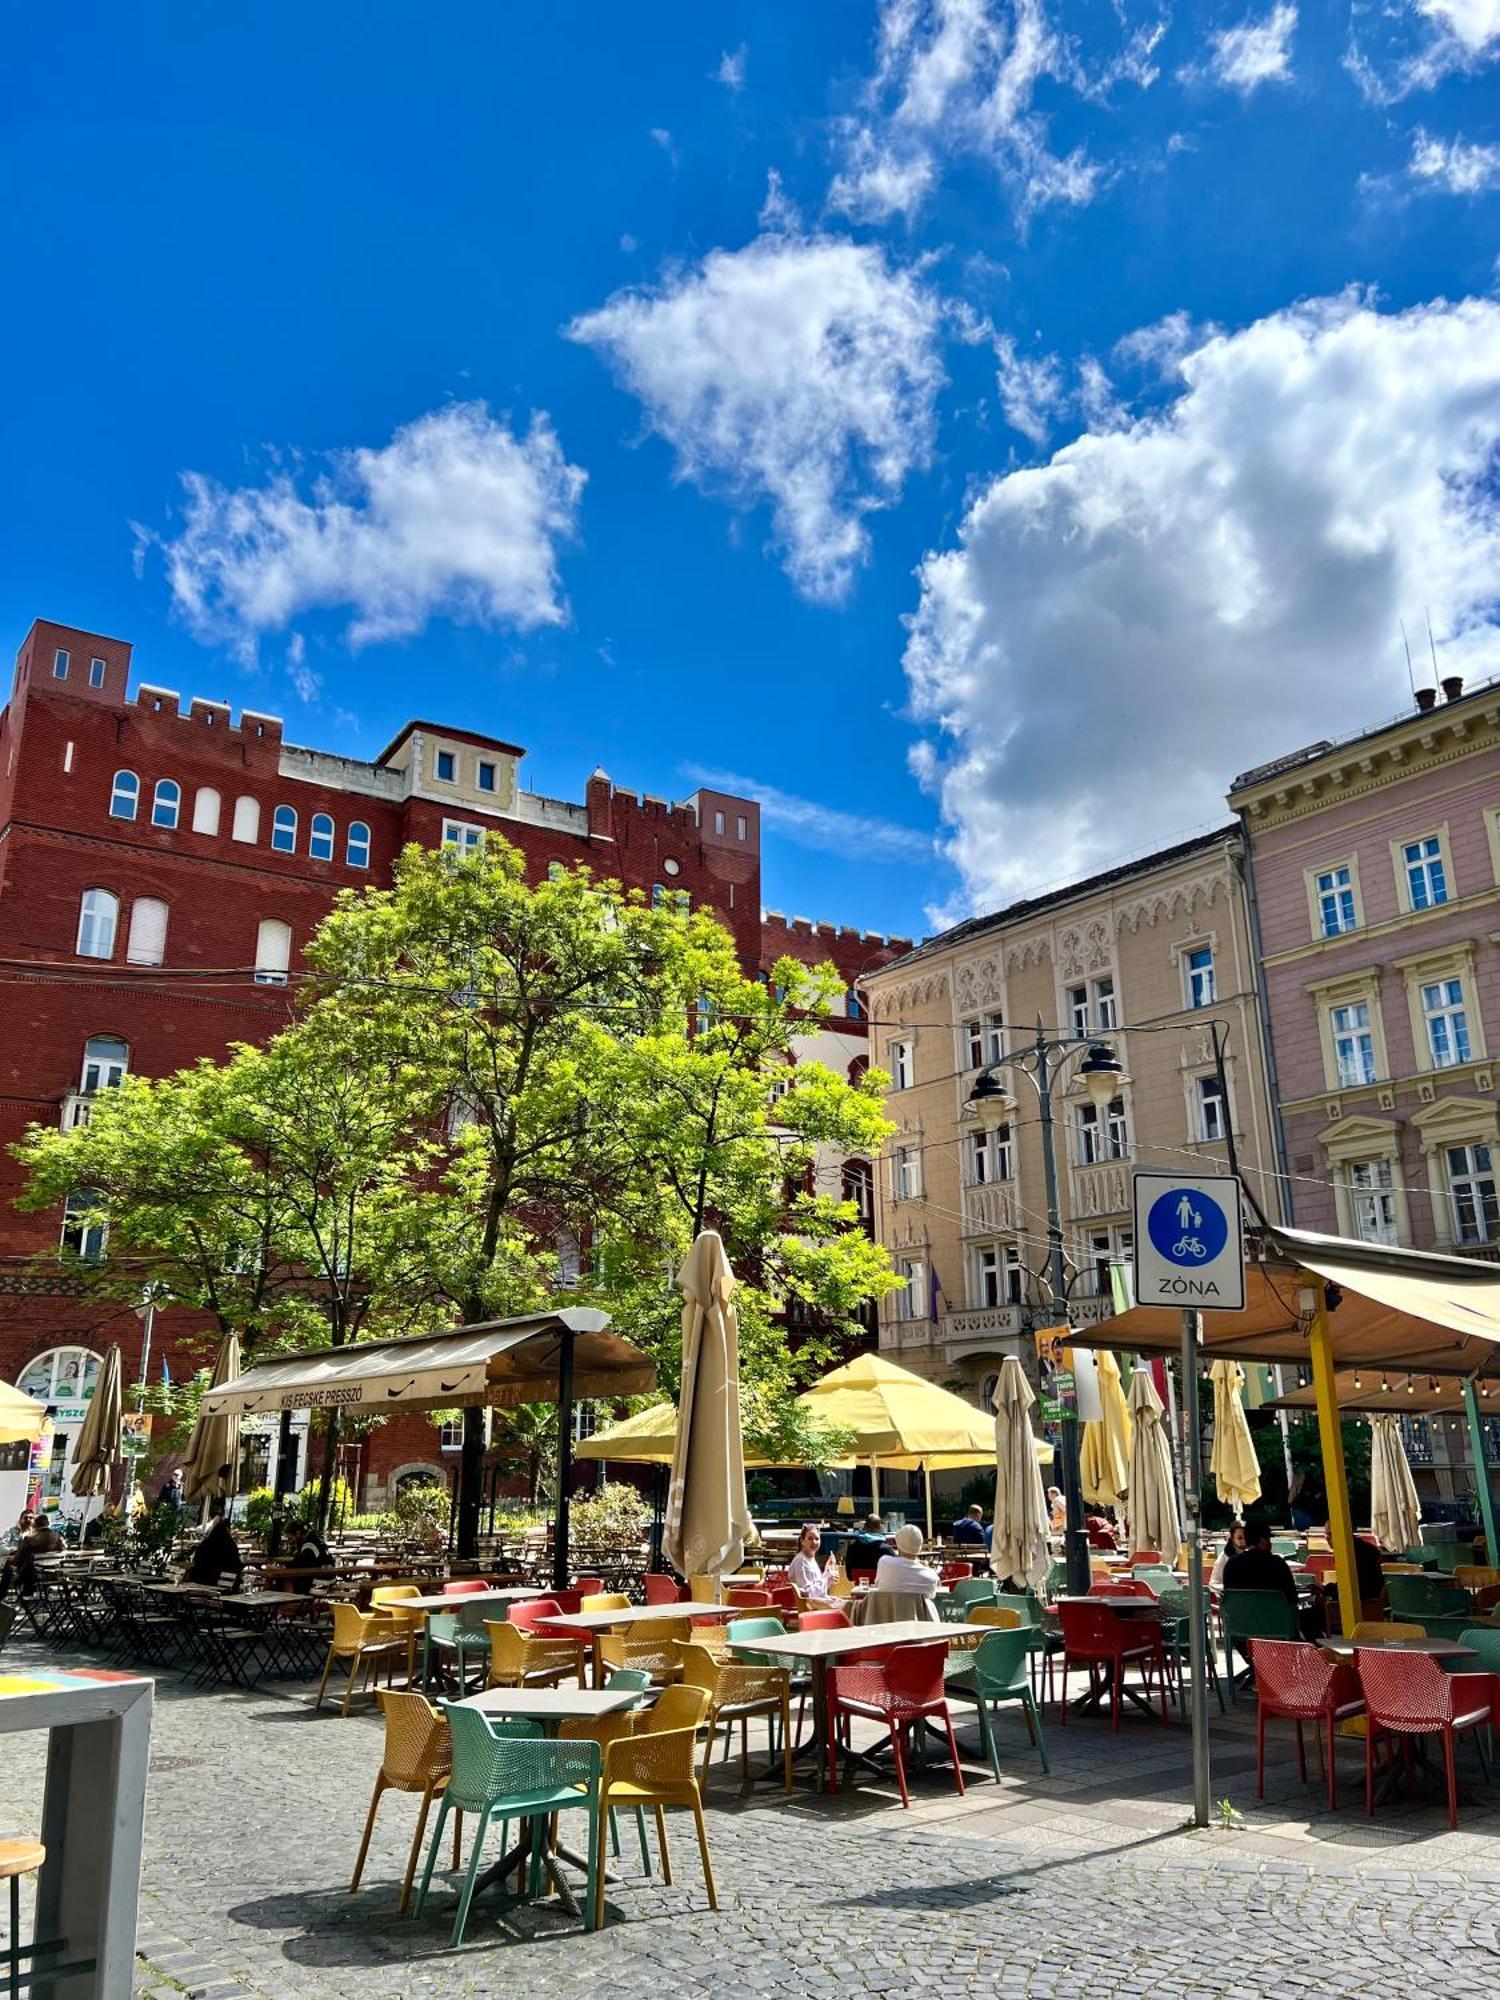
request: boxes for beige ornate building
[859,827,1282,1399]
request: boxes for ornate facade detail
[953,951,1004,1012]
[960,1181,1020,1238]
[1070,1161,1130,1219]
[1114,869,1227,935]
[873,970,951,1017]
[1003,934,1051,974]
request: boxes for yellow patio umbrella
[0,1377,47,1447]
[1369,1413,1421,1554]
[662,1233,753,1581]
[1125,1366,1180,1557]
[1080,1350,1131,1511]
[70,1344,124,1500]
[1209,1359,1261,1521]
[181,1332,242,1503]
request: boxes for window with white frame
[1447,1144,1498,1247]
[1402,836,1448,912]
[967,1128,991,1185]
[309,813,335,862]
[1106,1096,1128,1158]
[52,649,70,680]
[1315,865,1358,937]
[974,1245,1001,1309]
[191,786,221,836]
[894,1255,927,1321]
[89,657,106,688]
[1197,1074,1228,1143]
[842,1158,874,1229]
[255,919,292,986]
[1094,977,1117,1031]
[232,795,260,843]
[109,770,138,820]
[442,819,484,856]
[888,1040,913,1090]
[61,1189,106,1262]
[993,1121,1013,1180]
[80,1035,128,1094]
[713,809,726,835]
[76,889,119,959]
[271,805,297,854]
[894,1143,921,1201]
[1003,1244,1023,1305]
[736,815,747,841]
[555,1229,582,1287]
[435,750,456,783]
[1420,978,1471,1069]
[151,779,180,830]
[346,820,371,868]
[1331,1000,1377,1088]
[1077,1103,1103,1165]
[17,1346,102,1405]
[1067,985,1088,1037]
[438,1418,464,1451]
[126,898,168,967]
[1070,978,1116,1032]
[963,1012,1004,1068]
[477,760,496,793]
[1091,1232,1113,1297]
[1348,1159,1398,1245]
[1185,946,1215,1009]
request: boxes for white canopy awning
[201,1308,655,1417]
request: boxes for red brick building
[0,619,908,1514]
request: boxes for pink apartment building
[1230,675,1500,1259]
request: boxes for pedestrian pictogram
[1132,1171,1244,1311]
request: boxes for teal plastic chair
[1271,1538,1300,1559]
[424,1607,490,1694]
[1386,1574,1472,1623]
[416,1706,602,1944]
[946,1629,1049,1778]
[725,1614,788,1668]
[1219,1590,1298,1697]
[940,1578,997,1623]
[1131,1567,1175,1597]
[1157,1585,1225,1715]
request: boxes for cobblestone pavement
[5,1639,1500,1999]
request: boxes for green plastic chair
[1386,1574,1472,1623]
[946,1629,1049,1778]
[940,1578,998,1623]
[1131,1567,1175,1596]
[1459,1626,1500,1673]
[1219,1589,1298,1698]
[725,1614,789,1669]
[415,1706,602,1944]
[1271,1537,1300,1559]
[424,1608,490,1694]
[1157,1585,1225,1715]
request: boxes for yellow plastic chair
[828,1569,855,1601]
[1455,1566,1500,1592]
[370,1584,426,1683]
[1379,1563,1422,1575]
[581,1592,630,1613]
[1349,1620,1426,1641]
[485,1618,586,1690]
[349,1690,461,1912]
[678,1641,793,1791]
[316,1603,409,1716]
[688,1576,719,1603]
[599,1622,690,1686]
[593,1685,717,1930]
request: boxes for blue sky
[4,2,1499,940]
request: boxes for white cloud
[1205,5,1297,93]
[827,0,1160,227]
[992,335,1065,445]
[569,234,944,603]
[285,632,321,704]
[715,45,747,91]
[1112,310,1219,379]
[681,765,936,863]
[1348,0,1500,99]
[1407,126,1500,193]
[903,293,1500,913]
[149,403,585,662]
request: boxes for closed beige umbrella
[1126,1367,1181,1557]
[662,1233,752,1583]
[1209,1359,1261,1521]
[1369,1413,1421,1554]
[991,1356,1050,1590]
[70,1344,124,1499]
[181,1332,242,1503]
[1080,1350,1131,1512]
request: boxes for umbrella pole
[1462,1379,1499,1567]
[923,1464,933,1540]
[1180,1311,1211,1829]
[1305,1278,1360,1637]
[553,1328,576,1595]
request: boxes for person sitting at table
[184,1503,245,1587]
[873,1524,940,1599]
[282,1522,331,1594]
[787,1523,838,1602]
[950,1503,991,1551]
[843,1515,889,1581]
[1325,1524,1387,1619]
[1224,1516,1323,1648]
[0,1511,63,1600]
[2,1509,33,1553]
[1047,1486,1066,1532]
[1209,1521,1248,1591]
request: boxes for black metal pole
[553,1330,575,1593]
[1033,1026,1090,1599]
[457,1405,484,1560]
[272,1409,296,1502]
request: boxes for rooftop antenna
[1399,620,1417,698]
[1425,607,1440,678]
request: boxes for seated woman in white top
[787,1523,838,1601]
[1209,1521,1248,1592]
[872,1524,940,1597]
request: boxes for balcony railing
[941,1306,1023,1355]
[60,1091,94,1131]
[960,1180,1020,1237]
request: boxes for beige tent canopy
[200,1309,655,1418]
[1269,1370,1500,1415]
[0,1376,48,1446]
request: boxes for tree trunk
[457,1406,485,1558]
[313,1407,343,1534]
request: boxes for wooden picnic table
[727,1619,957,1792]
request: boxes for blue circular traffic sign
[1147,1188,1228,1267]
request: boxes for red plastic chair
[1356,1647,1499,1829]
[510,1597,563,1631]
[763,1585,798,1613]
[1248,1638,1364,1810]
[937,1561,974,1584]
[1128,1551,1164,1569]
[726,1588,774,1608]
[1089,1577,1157,1600]
[1057,1600,1170,1732]
[797,1608,852,1631]
[1304,1552,1338,1583]
[825,1641,965,1807]
[443,1579,490,1597]
[643,1574,684,1605]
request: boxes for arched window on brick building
[76,889,119,959]
[151,779,180,829]
[232,796,260,843]
[126,898,168,967]
[192,786,221,836]
[109,770,138,820]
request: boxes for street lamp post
[969,1020,1126,1600]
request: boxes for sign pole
[1461,1378,1498,1567]
[1180,1308,1211,1828]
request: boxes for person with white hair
[873,1524,940,1599]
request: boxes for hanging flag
[929,1265,945,1321]
[161,1358,171,1386]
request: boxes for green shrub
[243,1487,276,1535]
[376,1481,449,1548]
[567,1481,650,1555]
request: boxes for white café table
[0,1665,153,1999]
